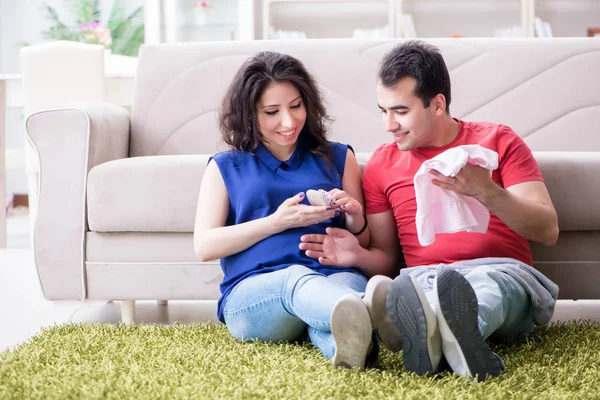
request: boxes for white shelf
[263,0,532,39]
[265,0,390,3]
[145,0,600,42]
[263,0,397,39]
[397,0,530,38]
[145,0,256,43]
[534,0,600,37]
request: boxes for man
[299,41,559,381]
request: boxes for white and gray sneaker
[387,274,442,375]
[363,275,403,352]
[434,267,506,382]
[331,293,373,371]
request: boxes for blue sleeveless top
[211,141,359,322]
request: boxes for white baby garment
[414,145,499,246]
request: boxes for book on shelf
[352,26,391,39]
[535,17,554,38]
[398,13,417,38]
[494,25,525,37]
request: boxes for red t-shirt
[362,119,543,267]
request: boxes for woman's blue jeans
[222,265,368,358]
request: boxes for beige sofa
[26,38,600,323]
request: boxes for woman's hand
[325,188,363,217]
[270,192,338,232]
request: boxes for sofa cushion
[533,151,600,231]
[87,151,600,233]
[87,153,375,233]
[87,155,210,232]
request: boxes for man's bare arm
[355,210,402,277]
[432,164,559,246]
[477,180,559,246]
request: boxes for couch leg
[157,300,168,306]
[121,300,135,324]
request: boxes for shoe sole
[434,268,505,382]
[331,293,372,370]
[387,274,441,375]
[363,275,403,352]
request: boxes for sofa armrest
[25,103,130,300]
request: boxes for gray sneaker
[434,267,506,382]
[363,275,403,352]
[387,274,442,375]
[331,293,373,371]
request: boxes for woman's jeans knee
[223,265,368,358]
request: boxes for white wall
[0,0,47,74]
[1,0,143,198]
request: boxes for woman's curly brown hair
[219,51,333,161]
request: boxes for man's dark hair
[219,51,333,160]
[378,40,451,113]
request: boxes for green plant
[40,0,144,57]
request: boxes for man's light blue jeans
[222,264,368,358]
[413,265,535,340]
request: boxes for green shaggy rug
[1,321,600,399]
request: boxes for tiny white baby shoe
[306,189,332,206]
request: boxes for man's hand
[299,227,361,267]
[429,163,498,200]
[430,163,559,246]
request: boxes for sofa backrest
[131,38,600,157]
[131,39,600,298]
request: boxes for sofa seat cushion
[87,155,211,232]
